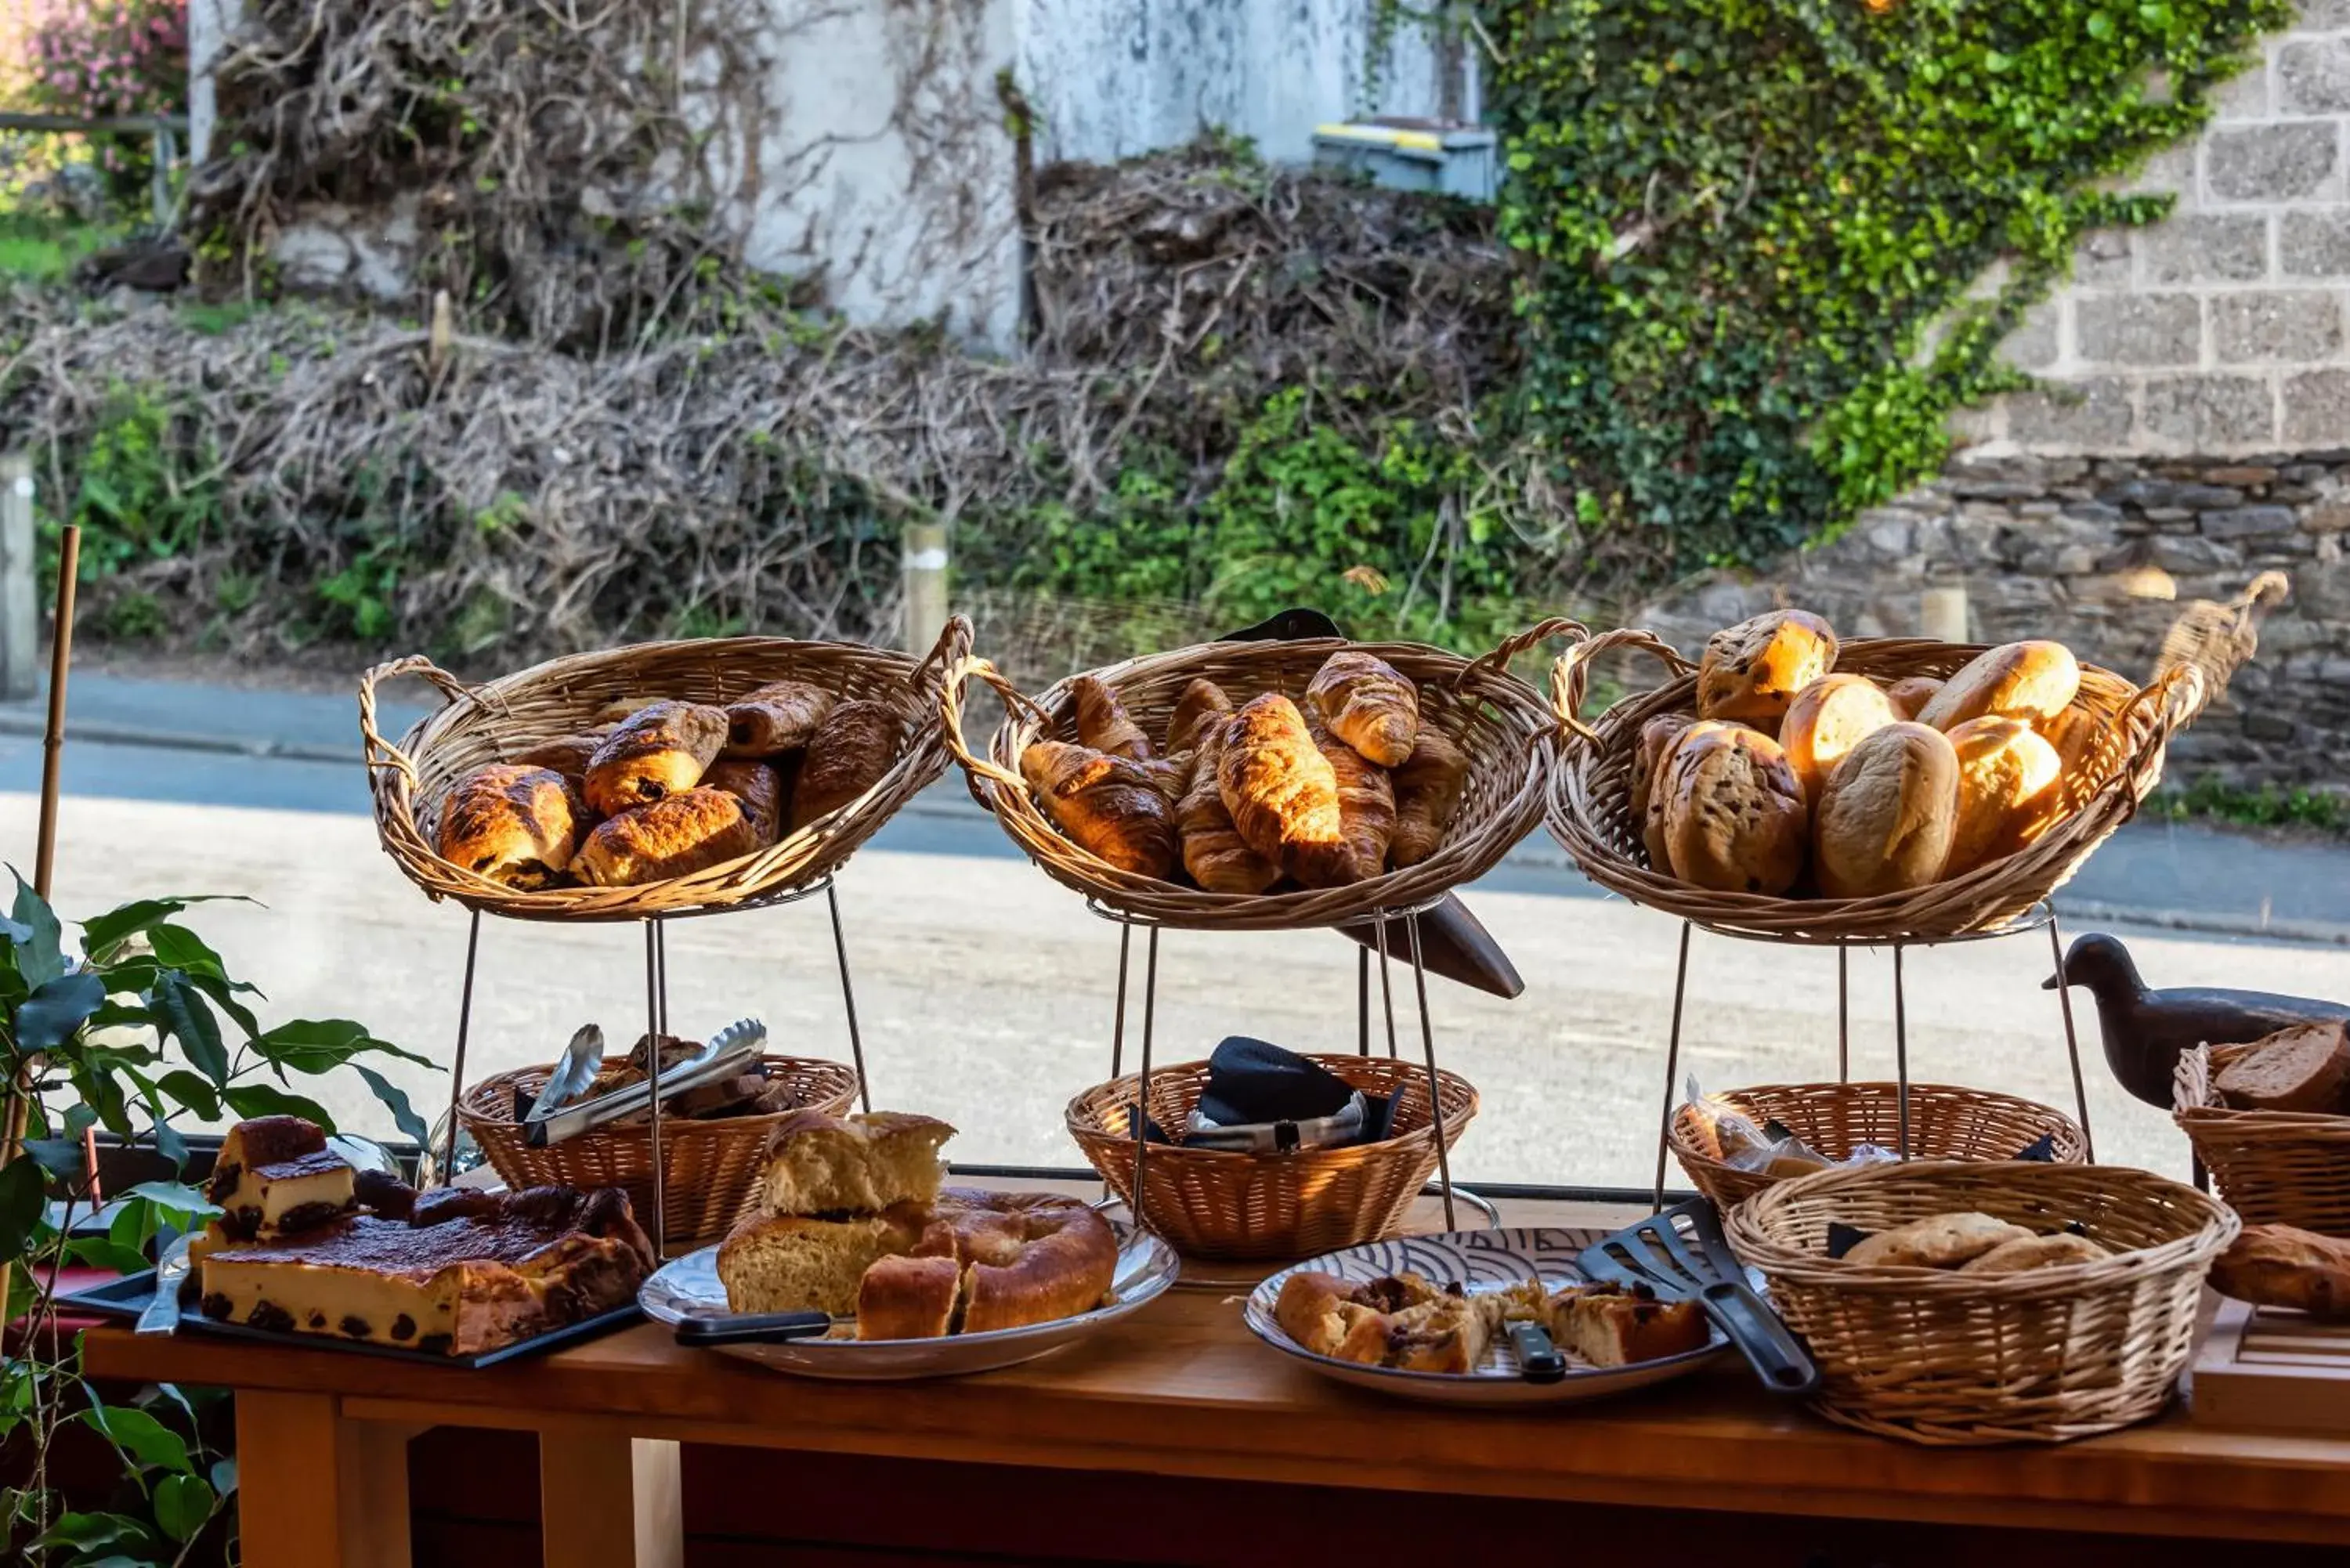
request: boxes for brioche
[1658,723,1808,896]
[436,764,587,889]
[1811,721,1958,898]
[1305,652,1419,767]
[1918,641,2080,730]
[1629,713,1694,829]
[583,700,728,817]
[716,1208,930,1317]
[1778,674,1897,804]
[1696,610,1838,726]
[1943,717,2062,878]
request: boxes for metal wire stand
[1647,901,2095,1212]
[436,876,873,1252]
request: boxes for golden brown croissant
[1306,652,1419,767]
[1072,675,1154,761]
[1133,752,1196,806]
[1218,694,1349,886]
[574,787,761,886]
[724,680,836,757]
[1166,679,1234,753]
[1175,721,1278,893]
[1309,720,1394,885]
[584,700,728,817]
[1021,740,1177,879]
[703,758,784,845]
[436,764,587,889]
[1389,725,1469,868]
[791,700,904,829]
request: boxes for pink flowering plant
[20,0,188,204]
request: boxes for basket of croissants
[938,622,1571,930]
[1544,583,2277,943]
[360,619,972,918]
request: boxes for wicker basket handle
[2172,1042,2214,1116]
[911,614,976,688]
[1455,616,1590,692]
[1549,627,1698,743]
[938,653,1045,793]
[358,654,480,789]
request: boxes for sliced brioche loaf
[754,1110,954,1216]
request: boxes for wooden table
[80,1194,2350,1567]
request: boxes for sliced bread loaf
[2215,1020,2350,1114]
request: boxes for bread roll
[2214,1021,2350,1113]
[1175,720,1278,894]
[1918,641,2080,730]
[1641,718,1726,872]
[1165,678,1234,754]
[1629,714,1694,829]
[573,786,762,885]
[1389,726,1469,868]
[2036,704,2105,793]
[1779,674,1897,804]
[436,764,587,889]
[2211,1224,2350,1318]
[583,700,728,817]
[1960,1233,2107,1275]
[1696,611,1838,726]
[1021,740,1177,880]
[1943,717,2062,878]
[1884,677,1941,721]
[1658,724,1808,896]
[1305,652,1419,767]
[1218,693,1350,886]
[1844,1212,2033,1270]
[1812,721,1959,898]
[792,699,903,827]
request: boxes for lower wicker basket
[2176,1041,2350,1236]
[1066,1054,1478,1260]
[459,1054,859,1244]
[1670,1081,2088,1209]
[1726,1161,2237,1445]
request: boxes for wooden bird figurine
[2046,932,2349,1107]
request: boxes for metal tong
[525,1017,768,1147]
[1575,1198,1817,1396]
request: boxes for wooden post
[1922,583,1970,645]
[0,453,34,701]
[902,522,949,658]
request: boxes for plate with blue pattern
[1245,1227,1728,1405]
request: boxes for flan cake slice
[205,1115,357,1239]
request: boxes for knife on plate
[137,1233,194,1335]
[673,1310,837,1347]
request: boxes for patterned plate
[639,1220,1178,1381]
[1246,1227,1728,1406]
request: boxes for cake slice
[714,1205,930,1316]
[751,1110,954,1216]
[2216,1021,2350,1113]
[205,1116,357,1240]
[1548,1281,1709,1367]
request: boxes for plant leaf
[27,1512,160,1556]
[151,974,229,1085]
[119,1180,222,1221]
[0,1156,43,1258]
[25,1138,86,1178]
[251,1017,433,1074]
[222,1082,337,1130]
[156,1069,222,1120]
[154,1472,216,1543]
[352,1063,431,1146]
[80,1399,194,1474]
[17,970,107,1056]
[66,1236,154,1277]
[80,897,255,959]
[10,871,67,985]
[210,1455,238,1497]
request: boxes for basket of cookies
[359,618,972,919]
[1066,1050,1478,1259]
[1545,578,2283,943]
[939,622,1570,930]
[460,1029,860,1245]
[1671,1080,2087,1209]
[1726,1161,2236,1444]
[2176,1021,2350,1236]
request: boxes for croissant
[1073,675,1154,761]
[1133,750,1196,805]
[584,700,728,817]
[574,786,761,886]
[1218,694,1349,887]
[436,764,586,889]
[1309,720,1394,886]
[791,700,903,828]
[1389,725,1469,868]
[1021,740,1176,879]
[724,680,836,757]
[1176,721,1278,894]
[703,758,783,845]
[1306,652,1419,767]
[1166,678,1234,753]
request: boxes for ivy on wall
[1478,0,2287,572]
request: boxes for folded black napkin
[1137,1035,1397,1148]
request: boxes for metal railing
[0,110,190,228]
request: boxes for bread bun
[1943,717,2063,878]
[1658,724,1808,895]
[1812,721,1959,898]
[2035,704,2104,792]
[1885,677,1942,721]
[1696,611,1838,725]
[1629,714,1694,840]
[1918,641,2079,730]
[1779,674,1897,803]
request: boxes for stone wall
[1640,450,2350,789]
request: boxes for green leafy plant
[2,880,430,1566]
[1480,0,2287,572]
[2153,775,2350,837]
[43,385,219,583]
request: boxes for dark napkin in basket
[1134,1036,1397,1147]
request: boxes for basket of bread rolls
[937,621,1571,930]
[358,618,971,918]
[1726,1161,2236,1444]
[1545,582,2279,942]
[1671,1080,2087,1209]
[2175,1021,2350,1237]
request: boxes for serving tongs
[1576,1198,1817,1396]
[525,1017,767,1147]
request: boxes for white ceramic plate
[639,1221,1179,1380]
[1246,1227,1728,1406]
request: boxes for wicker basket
[1066,1053,1479,1259]
[459,1053,859,1243]
[1670,1081,2087,1208]
[1727,1161,2237,1445]
[360,618,973,920]
[941,621,1573,930]
[1544,580,2283,944]
[2175,1041,2350,1236]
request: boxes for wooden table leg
[538,1427,683,1568]
[236,1391,414,1568]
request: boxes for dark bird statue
[2047,931,2350,1107]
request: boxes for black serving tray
[57,1271,639,1369]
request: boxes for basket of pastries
[1546,576,2284,943]
[1672,1080,2087,1208]
[360,618,973,919]
[1065,1043,1478,1259]
[939,621,1571,930]
[1726,1160,2236,1445]
[2176,1020,2350,1235]
[461,1031,860,1244]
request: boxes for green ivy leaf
[154,1472,217,1543]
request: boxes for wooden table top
[81,1191,2350,1547]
